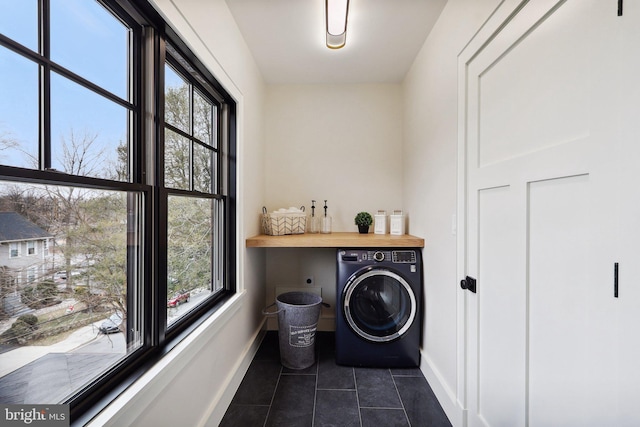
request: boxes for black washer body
[336,248,422,368]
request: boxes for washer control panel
[392,250,417,264]
[339,249,417,264]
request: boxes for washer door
[343,268,417,343]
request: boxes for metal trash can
[263,292,324,369]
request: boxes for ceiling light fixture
[326,0,349,49]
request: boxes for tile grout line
[390,369,412,426]
[262,364,283,427]
[353,367,363,427]
[311,351,319,427]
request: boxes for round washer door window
[343,268,417,343]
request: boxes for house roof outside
[0,212,53,243]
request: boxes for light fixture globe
[325,0,349,49]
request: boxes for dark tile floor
[220,331,452,427]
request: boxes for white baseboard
[420,349,465,427]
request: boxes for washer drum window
[343,268,417,343]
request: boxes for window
[0,0,236,421]
[9,243,19,258]
[163,47,227,327]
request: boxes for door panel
[478,0,592,167]
[528,175,617,426]
[476,185,526,426]
[460,0,630,425]
[616,2,640,425]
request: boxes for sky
[0,0,131,176]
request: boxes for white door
[458,0,639,426]
[614,2,640,425]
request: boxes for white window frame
[9,242,19,258]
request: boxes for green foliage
[164,83,213,191]
[1,314,38,345]
[167,196,212,294]
[1,322,31,344]
[21,281,60,309]
[354,211,373,226]
[17,313,38,326]
[1,310,105,346]
[72,192,128,313]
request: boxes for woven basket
[262,207,306,235]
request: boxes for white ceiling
[224,0,448,84]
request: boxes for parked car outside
[99,312,124,334]
[167,290,190,307]
[54,271,67,283]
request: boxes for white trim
[26,241,36,256]
[9,242,20,258]
[456,1,540,425]
[421,349,465,427]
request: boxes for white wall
[262,83,404,327]
[264,83,404,230]
[87,0,267,426]
[403,0,502,424]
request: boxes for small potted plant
[354,211,373,234]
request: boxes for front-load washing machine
[335,248,422,368]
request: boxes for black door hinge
[618,0,623,16]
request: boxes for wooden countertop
[246,232,424,248]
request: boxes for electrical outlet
[304,276,314,286]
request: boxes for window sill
[80,291,246,427]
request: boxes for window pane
[164,129,190,190]
[0,0,38,51]
[193,90,213,146]
[0,47,39,168]
[165,64,190,134]
[167,196,214,326]
[0,181,143,404]
[51,73,128,180]
[193,143,212,193]
[50,0,129,99]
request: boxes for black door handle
[460,276,477,293]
